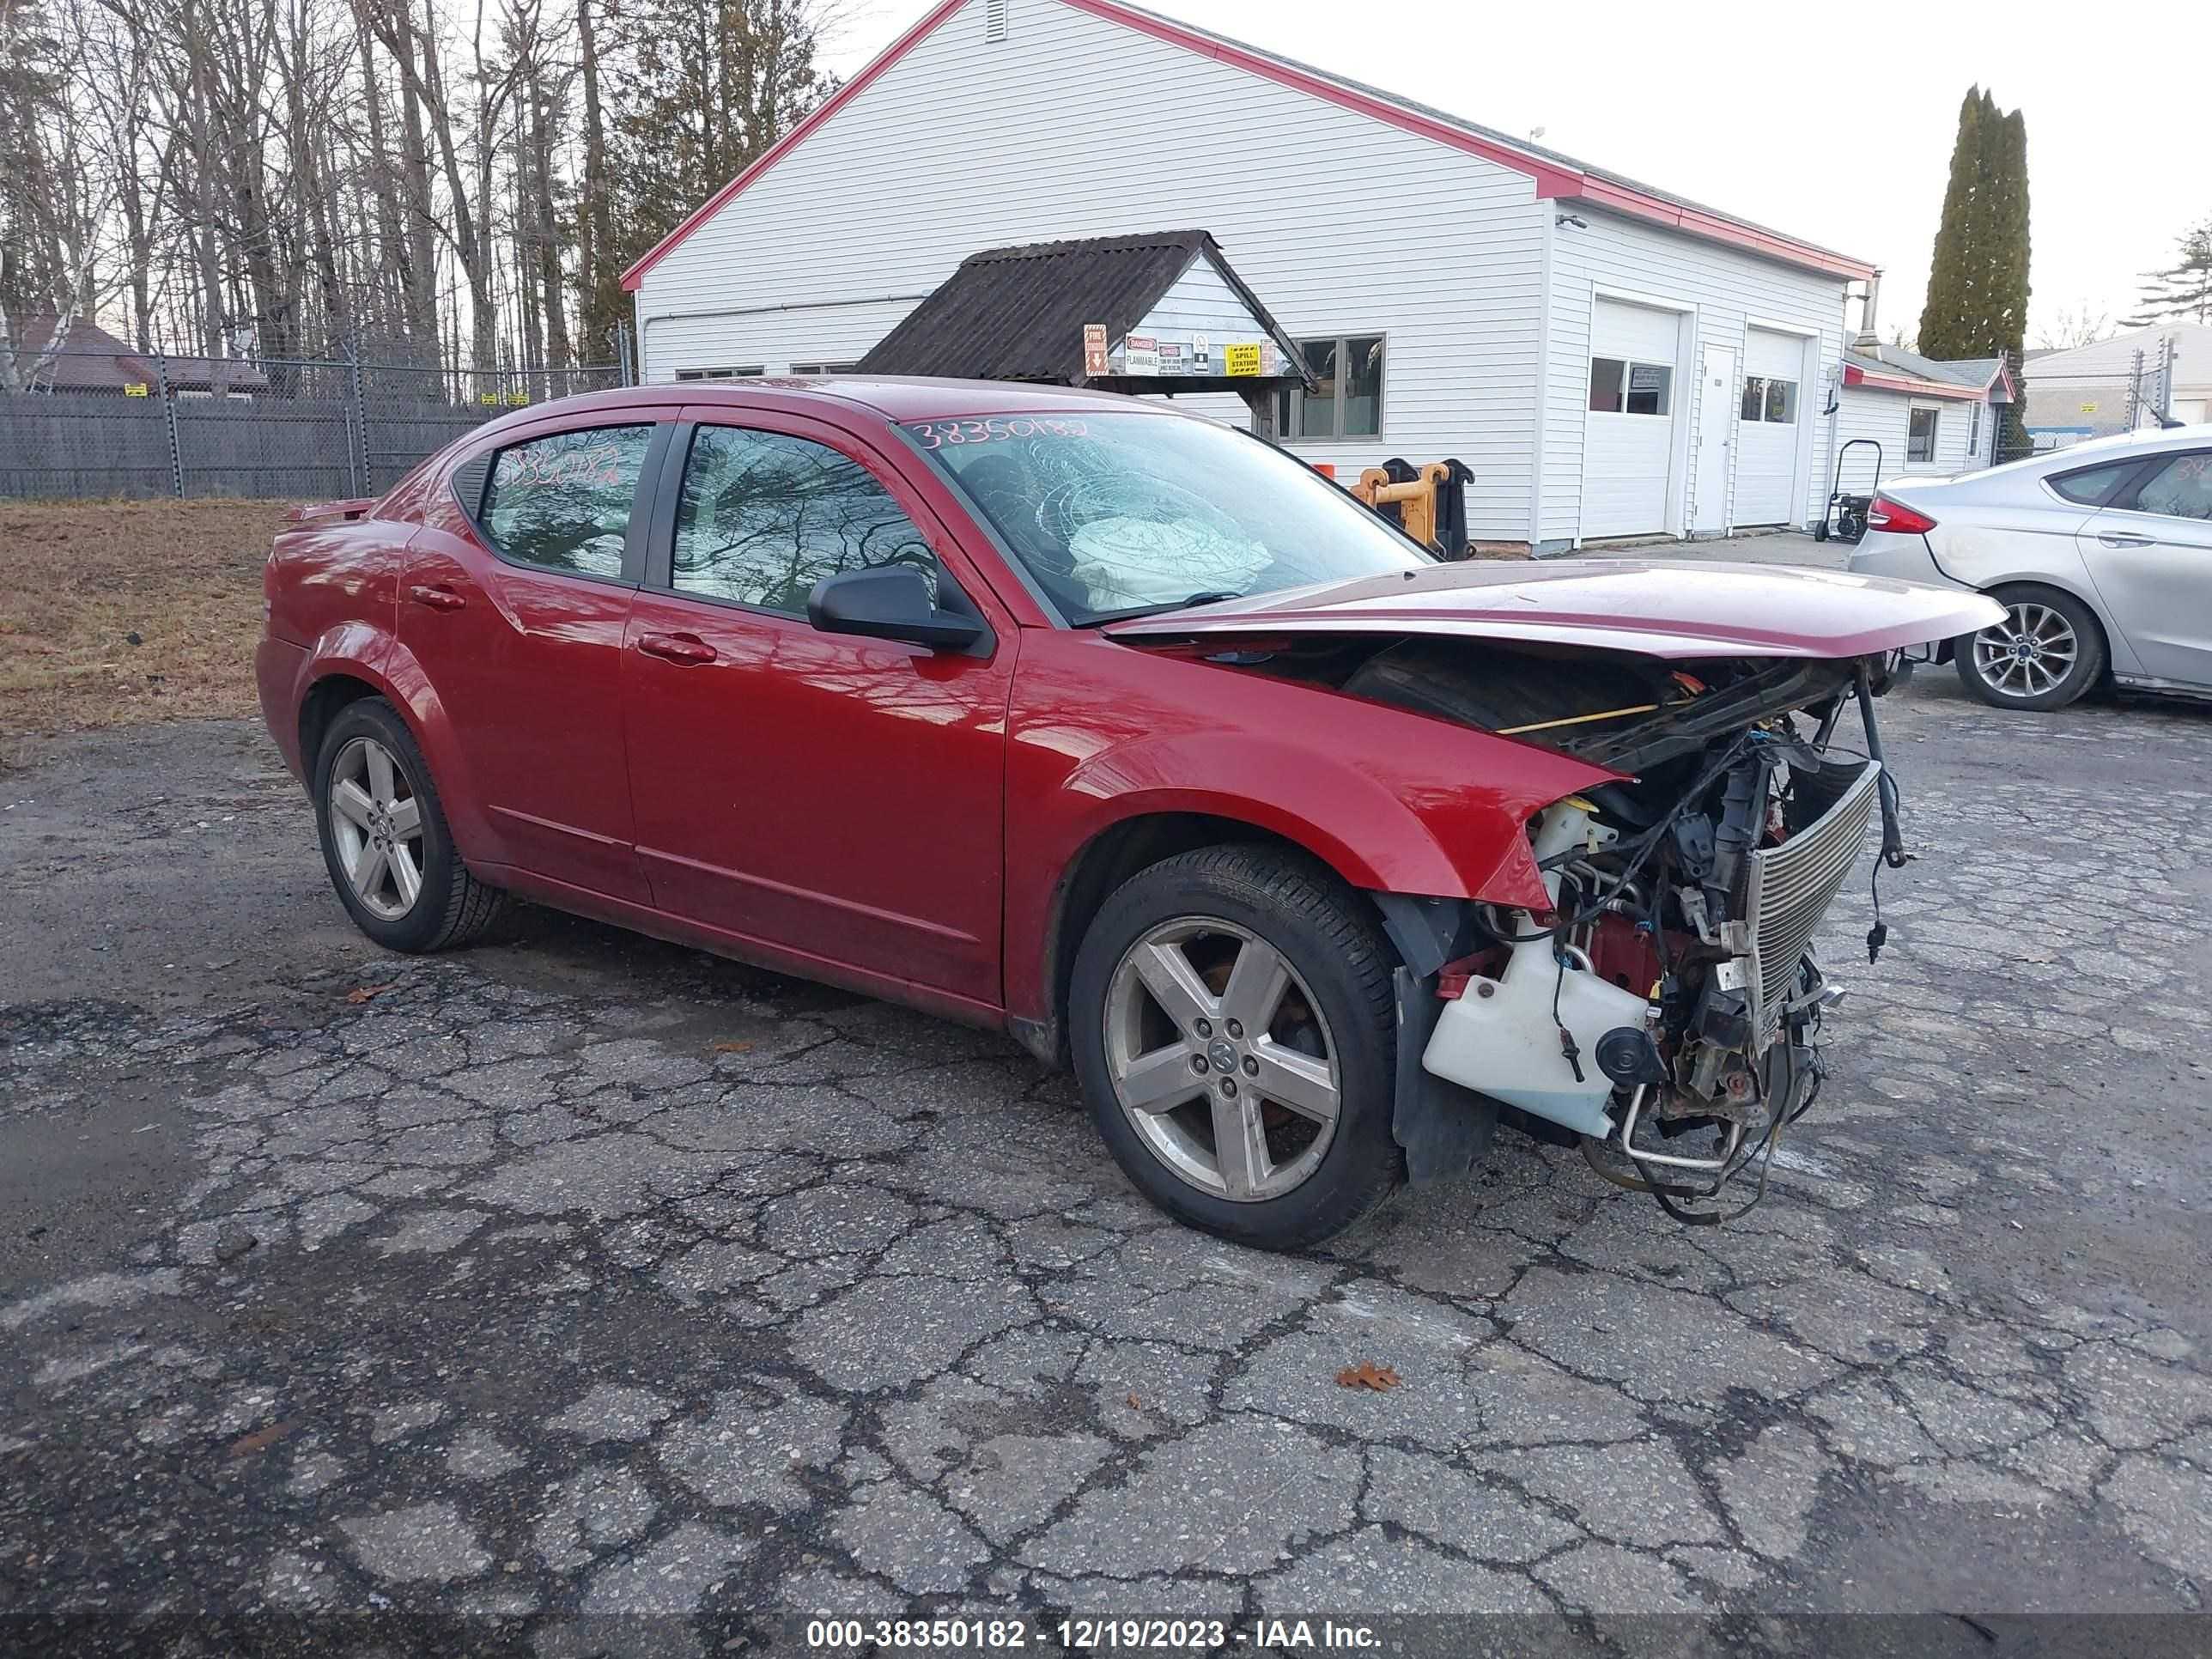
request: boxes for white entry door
[1691,343,1737,537]
[1737,328,1808,524]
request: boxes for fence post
[346,342,370,497]
[155,354,184,498]
[616,322,635,386]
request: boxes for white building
[624,0,1877,552]
[1828,346,2014,495]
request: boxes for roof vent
[984,0,1007,42]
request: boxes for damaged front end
[1103,559,2002,1226]
[1403,648,1910,1224]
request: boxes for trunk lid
[1103,558,2001,659]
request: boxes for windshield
[904,410,1429,623]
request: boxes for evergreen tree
[1982,106,2031,356]
[1917,88,2030,360]
[2125,215,2212,325]
[1917,88,1985,356]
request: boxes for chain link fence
[0,343,629,501]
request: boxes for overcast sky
[827,0,2206,349]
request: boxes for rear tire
[1954,585,2106,711]
[1068,845,1403,1251]
[313,698,507,952]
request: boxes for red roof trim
[1843,363,1986,401]
[624,0,1876,292]
[621,0,971,292]
[1563,177,1875,282]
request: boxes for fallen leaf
[344,985,394,1004]
[1126,1393,1142,1411]
[712,1041,753,1054]
[226,1419,296,1459]
[1334,1362,1402,1392]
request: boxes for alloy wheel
[326,736,424,921]
[1103,916,1341,1202]
[1972,601,2079,701]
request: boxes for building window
[675,366,764,381]
[1275,335,1384,440]
[788,362,860,376]
[1967,398,1984,458]
[1739,375,1798,424]
[1589,356,1672,416]
[1907,406,1941,464]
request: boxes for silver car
[1848,424,2212,709]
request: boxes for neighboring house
[2022,323,2212,441]
[1828,345,2015,491]
[623,0,1878,550]
[3,315,269,397]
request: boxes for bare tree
[2034,302,2113,352]
[3,0,848,387]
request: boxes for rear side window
[479,425,654,578]
[2124,452,2212,522]
[672,425,936,614]
[2048,459,2139,506]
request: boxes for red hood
[1103,558,2002,659]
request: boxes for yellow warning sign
[1224,343,1262,377]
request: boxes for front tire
[313,698,507,952]
[1068,845,1403,1250]
[1954,585,2106,711]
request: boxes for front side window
[1907,407,1940,464]
[1590,357,1672,416]
[908,410,1427,623]
[672,426,936,614]
[1279,335,1384,440]
[480,424,654,578]
[2127,452,2212,522]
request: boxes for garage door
[1582,301,1682,538]
[1737,328,1808,525]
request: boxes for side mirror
[806,566,987,653]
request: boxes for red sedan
[258,379,1995,1249]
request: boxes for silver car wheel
[327,736,425,921]
[1972,602,2080,700]
[1103,916,1340,1202]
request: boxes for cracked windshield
[908,411,1427,621]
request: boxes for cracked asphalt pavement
[3,666,2210,1655]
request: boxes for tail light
[1866,495,1937,535]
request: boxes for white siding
[1537,210,1849,548]
[1829,385,1982,491]
[635,0,1547,535]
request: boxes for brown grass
[0,497,290,761]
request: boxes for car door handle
[407,583,466,611]
[635,631,717,665]
[2097,532,2155,548]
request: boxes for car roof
[514,375,1173,428]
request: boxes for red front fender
[1001,632,1616,1026]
